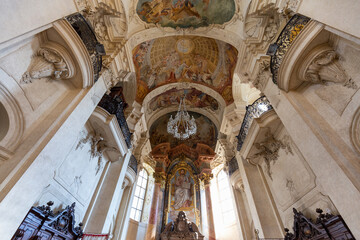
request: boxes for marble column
[201,173,216,240]
[145,172,165,240]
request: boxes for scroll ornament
[21,42,75,84]
[300,44,357,89]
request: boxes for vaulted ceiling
[133,36,238,105]
[127,0,250,165]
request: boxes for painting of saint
[173,169,192,210]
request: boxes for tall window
[130,169,148,221]
[217,170,236,225]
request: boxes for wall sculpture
[136,0,235,29]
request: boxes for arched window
[130,169,148,221]
[216,169,236,225]
[211,168,238,238]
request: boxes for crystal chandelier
[167,97,197,140]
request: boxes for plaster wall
[298,0,360,39]
[298,34,360,159]
[0,0,76,44]
[258,127,338,230]
[0,29,86,189]
[263,79,360,238]
[126,219,147,240]
[35,125,109,224]
[0,71,108,240]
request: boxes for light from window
[130,169,148,222]
[217,170,236,226]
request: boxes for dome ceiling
[148,87,219,113]
[136,0,236,28]
[149,111,217,149]
[133,36,238,105]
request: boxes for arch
[127,28,243,53]
[146,106,220,134]
[0,83,24,156]
[0,102,9,142]
[142,83,225,127]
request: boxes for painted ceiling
[149,111,217,149]
[133,36,238,105]
[148,87,219,113]
[136,0,236,28]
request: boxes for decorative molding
[253,58,271,92]
[247,132,293,180]
[153,172,166,184]
[199,173,213,185]
[351,107,360,154]
[21,42,75,84]
[0,82,24,155]
[76,131,119,174]
[299,44,357,89]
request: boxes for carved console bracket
[21,42,75,84]
[299,44,357,89]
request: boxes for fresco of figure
[173,169,192,210]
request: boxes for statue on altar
[160,211,204,240]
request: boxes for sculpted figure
[160,211,204,240]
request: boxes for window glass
[130,169,149,222]
[216,169,237,227]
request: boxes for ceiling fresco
[149,111,217,149]
[133,36,238,105]
[148,88,219,113]
[136,0,236,28]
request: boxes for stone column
[145,172,165,240]
[200,173,216,240]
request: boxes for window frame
[130,168,149,222]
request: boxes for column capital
[199,173,213,185]
[153,172,166,184]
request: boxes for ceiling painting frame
[142,82,225,116]
[146,106,220,137]
[126,0,243,32]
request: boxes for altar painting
[168,168,199,224]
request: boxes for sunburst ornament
[167,97,197,140]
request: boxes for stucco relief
[312,39,360,116]
[247,132,293,180]
[21,42,75,84]
[258,131,316,212]
[300,45,357,89]
[54,129,108,205]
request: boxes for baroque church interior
[1,0,360,239]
